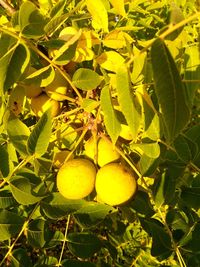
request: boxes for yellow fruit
[22,67,43,98]
[44,69,68,101]
[53,150,74,169]
[31,93,61,117]
[84,136,120,167]
[57,158,96,199]
[95,163,137,206]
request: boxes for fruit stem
[56,215,71,266]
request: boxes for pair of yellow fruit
[23,67,69,117]
[56,137,137,206]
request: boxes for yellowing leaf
[74,47,94,62]
[8,86,25,116]
[86,0,108,32]
[109,0,126,17]
[78,30,100,48]
[74,30,100,62]
[96,51,125,72]
[103,30,133,49]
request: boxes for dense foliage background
[0,0,200,266]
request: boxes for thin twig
[0,0,15,15]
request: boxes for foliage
[0,0,200,266]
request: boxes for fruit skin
[84,136,120,167]
[57,158,96,200]
[53,150,74,169]
[95,163,137,206]
[44,69,68,101]
[31,93,61,117]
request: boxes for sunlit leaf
[10,176,44,205]
[5,44,30,89]
[40,192,87,219]
[0,38,17,93]
[7,113,30,157]
[24,65,55,87]
[151,38,190,143]
[103,30,133,49]
[8,86,25,116]
[184,45,200,108]
[116,64,142,141]
[27,109,52,157]
[86,0,108,32]
[100,85,121,144]
[72,68,102,91]
[109,0,126,17]
[96,51,125,72]
[131,142,160,159]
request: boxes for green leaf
[9,176,44,205]
[19,1,47,38]
[27,109,52,157]
[19,1,37,30]
[186,125,200,167]
[166,2,184,40]
[130,142,160,159]
[153,169,176,207]
[4,44,30,89]
[72,68,102,91]
[0,39,17,93]
[184,45,200,108]
[166,209,189,232]
[67,232,102,258]
[129,190,154,217]
[116,65,142,141]
[140,218,172,259]
[82,99,99,113]
[44,13,69,35]
[62,260,96,267]
[27,219,52,248]
[0,190,17,209]
[0,210,25,241]
[7,113,30,157]
[173,135,192,162]
[24,65,55,87]
[100,85,121,144]
[34,255,58,266]
[151,38,190,143]
[137,87,160,141]
[0,145,14,177]
[50,0,66,18]
[52,30,81,65]
[181,187,200,209]
[40,192,87,219]
[10,248,33,267]
[74,202,115,228]
[139,154,160,176]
